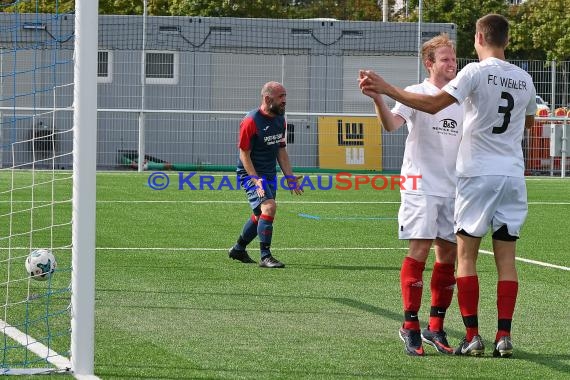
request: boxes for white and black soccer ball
[25,249,57,281]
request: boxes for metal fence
[0,14,569,176]
[528,116,569,177]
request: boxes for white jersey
[443,57,537,177]
[393,79,463,197]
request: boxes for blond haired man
[361,34,463,356]
[359,14,536,358]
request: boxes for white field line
[0,320,101,379]
[3,199,569,205]
[527,202,570,205]
[97,200,403,204]
[479,249,570,271]
[97,247,406,251]
[1,245,564,376]
[0,319,71,370]
[96,171,567,179]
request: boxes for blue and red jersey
[237,108,286,176]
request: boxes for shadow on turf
[332,296,469,340]
[98,287,570,374]
[509,351,570,374]
[286,263,401,271]
[333,297,570,373]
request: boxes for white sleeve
[391,85,416,125]
[443,63,479,104]
[526,83,538,116]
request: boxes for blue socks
[234,215,258,251]
[257,214,274,259]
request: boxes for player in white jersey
[445,59,534,179]
[358,14,536,358]
[360,34,463,356]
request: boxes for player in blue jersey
[359,14,536,357]
[229,81,303,268]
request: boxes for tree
[168,0,289,18]
[99,0,143,15]
[167,0,384,20]
[288,0,383,20]
[509,0,570,62]
[98,0,172,15]
[509,0,570,107]
[5,0,569,62]
[2,0,170,16]
[403,0,508,58]
[3,0,74,13]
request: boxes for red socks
[496,280,518,341]
[457,277,519,342]
[428,262,455,332]
[400,257,425,331]
[457,275,480,340]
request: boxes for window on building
[97,50,113,83]
[145,51,179,85]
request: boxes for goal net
[0,1,96,376]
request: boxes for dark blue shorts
[239,173,277,210]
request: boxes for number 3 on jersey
[492,91,514,134]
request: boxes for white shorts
[398,193,456,243]
[454,176,528,238]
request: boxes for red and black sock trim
[497,319,512,333]
[429,306,446,319]
[462,315,478,328]
[404,311,419,323]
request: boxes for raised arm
[359,68,404,131]
[359,69,456,115]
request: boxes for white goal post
[0,0,97,376]
[71,0,98,377]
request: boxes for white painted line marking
[479,249,570,271]
[0,319,71,370]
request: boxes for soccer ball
[25,249,57,281]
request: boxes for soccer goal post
[0,0,96,376]
[71,0,98,376]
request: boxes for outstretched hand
[358,70,389,96]
[253,177,265,198]
[286,175,304,195]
